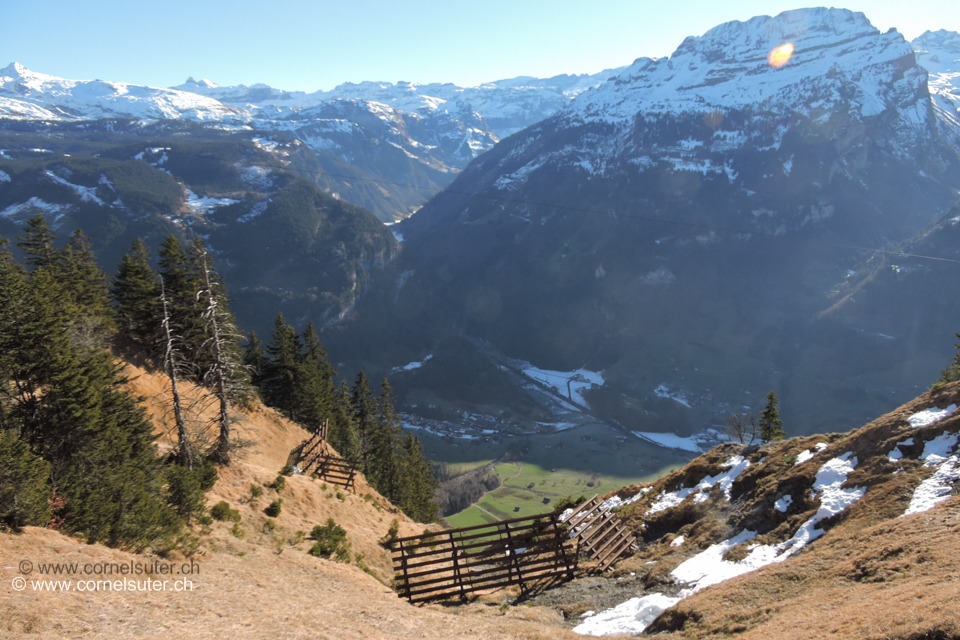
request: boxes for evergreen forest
[0,214,438,549]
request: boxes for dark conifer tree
[369,379,401,501]
[112,238,160,351]
[243,331,268,390]
[0,429,52,530]
[396,433,439,523]
[157,234,198,361]
[60,229,115,347]
[16,214,59,268]
[937,334,960,385]
[261,313,302,419]
[189,236,248,463]
[758,391,786,443]
[329,380,360,461]
[350,371,377,478]
[294,322,337,433]
[0,239,30,433]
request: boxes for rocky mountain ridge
[343,9,960,438]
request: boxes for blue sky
[4,1,958,91]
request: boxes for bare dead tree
[725,412,757,445]
[194,242,244,465]
[160,276,190,469]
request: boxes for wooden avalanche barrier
[298,419,359,491]
[563,495,638,572]
[390,512,578,604]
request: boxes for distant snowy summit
[0,62,240,122]
[913,29,960,129]
[478,8,960,190]
[172,69,624,139]
[574,8,927,124]
[0,60,622,183]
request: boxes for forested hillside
[0,215,436,547]
[0,133,398,336]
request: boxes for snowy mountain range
[340,9,960,436]
[0,62,621,219]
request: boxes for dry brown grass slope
[1,362,579,639]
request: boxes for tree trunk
[160,278,190,469]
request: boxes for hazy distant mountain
[0,62,622,220]
[0,134,397,331]
[340,9,960,436]
[173,70,624,139]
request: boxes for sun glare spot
[768,43,794,68]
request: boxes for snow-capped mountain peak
[182,77,219,89]
[0,63,240,121]
[574,8,921,125]
[913,30,960,130]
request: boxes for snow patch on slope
[644,456,750,515]
[576,452,864,636]
[907,404,958,428]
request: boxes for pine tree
[60,229,114,348]
[396,433,439,523]
[243,331,268,390]
[936,334,960,386]
[112,238,160,351]
[294,322,337,433]
[758,391,786,443]
[8,262,176,546]
[261,313,302,418]
[0,429,52,530]
[16,214,59,268]
[157,234,199,365]
[329,380,360,461]
[0,239,31,433]
[350,371,377,478]
[368,379,401,501]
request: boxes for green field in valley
[421,422,692,529]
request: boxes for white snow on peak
[0,63,241,122]
[570,8,927,132]
[913,31,960,130]
[907,404,958,428]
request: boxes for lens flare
[768,43,794,68]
